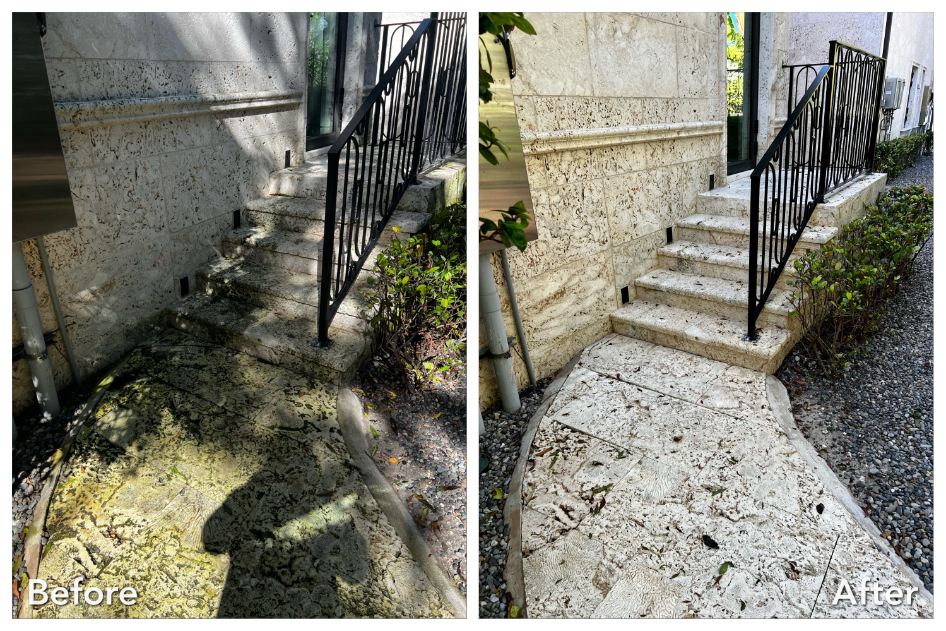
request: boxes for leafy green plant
[479,12,535,251]
[364,203,466,390]
[924,129,933,153]
[874,133,928,179]
[789,186,933,375]
[478,201,531,250]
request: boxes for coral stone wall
[13,12,309,414]
[479,13,730,408]
[788,12,885,66]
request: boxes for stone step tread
[612,300,792,360]
[678,214,837,244]
[223,226,327,260]
[636,268,794,315]
[659,240,800,275]
[246,195,328,218]
[167,291,365,377]
[245,197,431,234]
[197,257,373,314]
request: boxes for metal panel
[12,12,77,244]
[882,76,905,109]
[478,33,537,255]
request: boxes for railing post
[818,41,838,196]
[748,173,760,340]
[317,150,340,347]
[408,13,438,182]
[867,57,887,171]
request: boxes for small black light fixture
[180,276,190,297]
[285,150,291,169]
[709,173,715,190]
[621,286,630,304]
[233,209,241,229]
[666,226,673,244]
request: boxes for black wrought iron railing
[748,41,885,339]
[317,12,466,346]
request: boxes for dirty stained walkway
[518,334,932,618]
[33,328,449,618]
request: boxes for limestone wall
[13,12,310,414]
[788,13,885,66]
[479,13,730,408]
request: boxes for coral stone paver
[519,333,932,618]
[34,329,449,618]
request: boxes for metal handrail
[748,41,885,339]
[316,12,466,346]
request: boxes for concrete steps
[166,292,370,385]
[606,173,874,373]
[163,150,464,383]
[611,301,793,374]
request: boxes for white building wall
[885,13,934,138]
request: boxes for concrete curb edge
[502,348,586,618]
[765,375,934,609]
[336,387,467,618]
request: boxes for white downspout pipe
[13,241,60,420]
[479,253,520,413]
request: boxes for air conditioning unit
[882,77,906,110]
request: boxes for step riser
[675,227,826,253]
[635,285,797,332]
[222,239,323,278]
[195,271,373,332]
[696,195,750,218]
[196,272,319,321]
[245,210,327,236]
[611,317,796,374]
[657,254,794,291]
[166,309,359,385]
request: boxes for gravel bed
[11,383,93,617]
[478,378,552,619]
[778,156,933,594]
[351,360,468,597]
[885,152,934,193]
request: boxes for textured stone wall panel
[14,12,309,413]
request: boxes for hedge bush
[789,186,933,375]
[874,133,930,179]
[364,202,466,390]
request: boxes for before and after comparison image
[6,5,936,621]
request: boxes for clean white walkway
[519,334,932,618]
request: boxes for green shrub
[789,186,933,375]
[875,133,928,179]
[364,202,466,390]
[924,129,933,153]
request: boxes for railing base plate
[312,338,335,349]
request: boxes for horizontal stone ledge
[56,90,303,130]
[521,121,725,155]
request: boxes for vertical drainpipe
[479,253,521,413]
[13,241,60,420]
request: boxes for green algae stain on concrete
[33,332,451,618]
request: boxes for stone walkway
[516,334,932,618]
[33,329,450,618]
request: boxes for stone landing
[34,330,452,618]
[511,334,931,618]
[611,172,886,374]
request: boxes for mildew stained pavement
[33,329,450,618]
[518,333,932,618]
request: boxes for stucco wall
[479,12,731,408]
[13,12,309,414]
[885,13,934,138]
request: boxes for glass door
[726,12,759,174]
[306,12,347,150]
